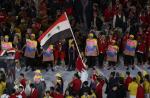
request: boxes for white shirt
[1,94,9,98]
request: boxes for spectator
[143,74,150,98]
[117,78,126,98]
[0,73,6,96]
[125,71,132,89]
[80,81,91,96]
[54,88,64,98]
[49,87,56,98]
[18,86,26,98]
[19,73,27,89]
[106,72,117,97]
[54,73,64,94]
[70,73,82,96]
[128,77,138,98]
[29,83,38,98]
[9,89,17,98]
[64,90,73,98]
[136,80,144,98]
[44,90,52,98]
[89,89,96,98]
[107,84,118,98]
[95,76,105,98]
[81,91,90,98]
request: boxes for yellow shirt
[136,75,141,84]
[128,81,138,96]
[81,95,97,98]
[66,96,73,98]
[0,82,6,96]
[143,80,150,94]
[90,93,97,98]
[44,96,52,98]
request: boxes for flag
[0,50,6,56]
[6,48,16,53]
[38,13,72,49]
[75,56,88,82]
[75,56,86,72]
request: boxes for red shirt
[104,8,113,22]
[71,78,82,93]
[15,51,22,60]
[137,41,146,53]
[91,74,97,81]
[20,79,27,88]
[136,85,144,98]
[54,48,59,59]
[29,89,38,98]
[96,82,103,98]
[54,93,64,98]
[146,13,150,24]
[0,12,6,23]
[50,92,57,98]
[98,39,107,54]
[20,91,27,98]
[9,94,17,98]
[125,76,132,89]
[60,51,65,60]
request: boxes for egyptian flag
[38,13,72,49]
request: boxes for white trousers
[129,95,136,98]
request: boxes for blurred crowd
[0,0,150,98]
[0,68,150,98]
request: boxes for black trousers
[98,53,105,67]
[42,61,53,69]
[136,52,144,64]
[108,61,116,67]
[25,57,36,69]
[86,56,96,68]
[68,57,75,70]
[124,55,134,66]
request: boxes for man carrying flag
[38,12,89,82]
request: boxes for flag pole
[64,12,86,67]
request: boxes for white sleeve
[113,15,116,28]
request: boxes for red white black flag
[38,13,72,49]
